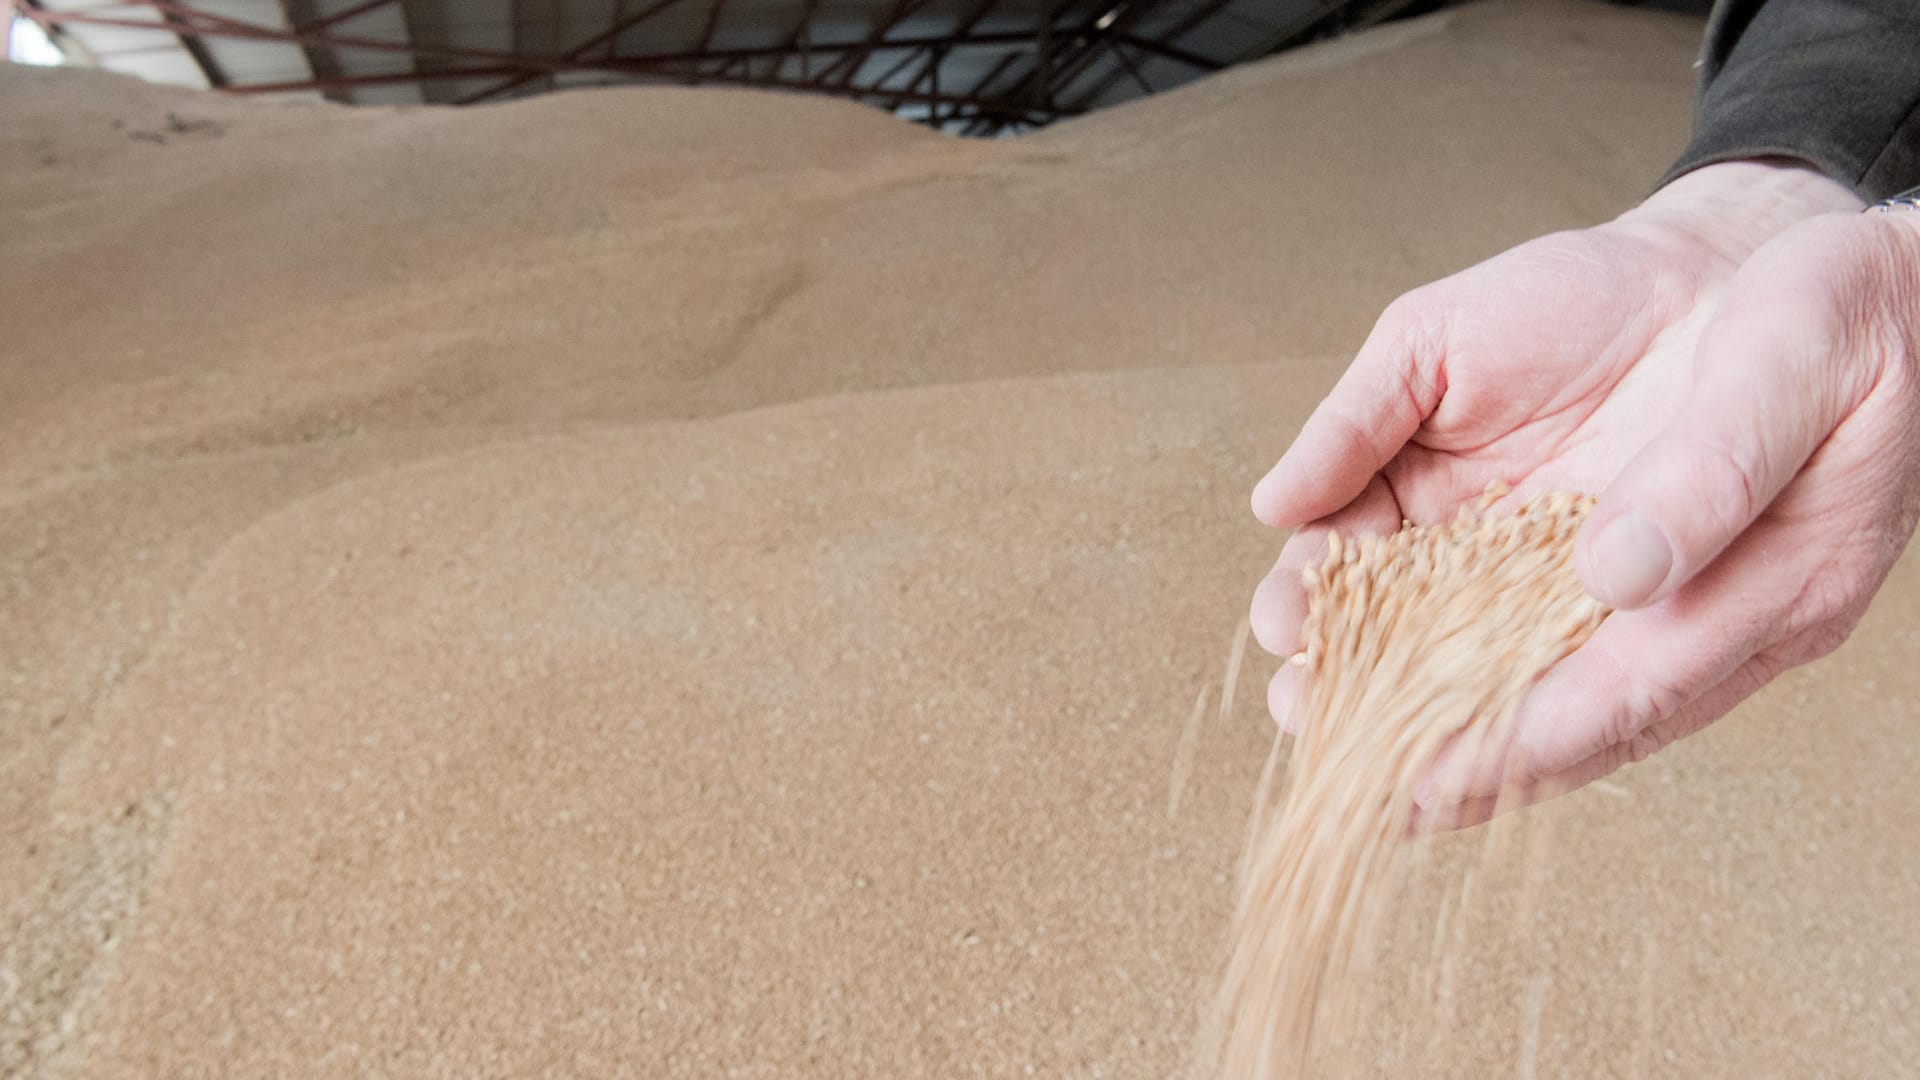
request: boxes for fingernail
[1586,511,1672,608]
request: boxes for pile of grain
[2,2,1916,1076]
[1211,495,1605,1076]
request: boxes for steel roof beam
[865,43,928,89]
[695,0,723,54]
[1036,0,1176,100]
[392,0,432,99]
[230,65,522,92]
[769,0,820,79]
[1113,31,1218,70]
[22,0,1162,126]
[455,0,695,103]
[810,0,936,86]
[296,0,399,34]
[1025,0,1057,110]
[981,0,1124,121]
[898,0,999,98]
[1227,0,1351,61]
[1332,0,1430,34]
[591,29,1039,65]
[147,0,229,86]
[1061,0,1235,109]
[507,0,526,93]
[212,46,1075,120]
[276,0,349,100]
[1107,39,1150,92]
[955,47,1025,134]
[22,8,1066,76]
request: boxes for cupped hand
[1249,161,1920,826]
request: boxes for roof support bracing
[560,0,695,57]
[449,30,1041,75]
[508,0,526,92]
[625,30,1043,66]
[1115,32,1220,70]
[152,0,229,86]
[392,0,431,99]
[22,0,1452,138]
[1108,39,1151,93]
[453,0,695,103]
[958,0,1184,136]
[1025,0,1064,111]
[297,0,399,34]
[24,13,1067,85]
[277,0,349,101]
[229,63,1062,118]
[1038,0,1175,100]
[200,37,1072,120]
[899,0,998,99]
[19,1,691,85]
[867,44,928,90]
[810,0,936,87]
[694,0,723,57]
[954,47,1024,134]
[1190,0,1432,76]
[1228,0,1350,61]
[963,49,1023,98]
[596,0,624,59]
[1062,0,1236,109]
[233,65,522,92]
[770,0,821,79]
[1332,0,1433,35]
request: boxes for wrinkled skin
[1249,160,1920,828]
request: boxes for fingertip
[1250,420,1376,530]
[1267,664,1304,735]
[1250,472,1286,528]
[1251,459,1308,529]
[1250,564,1307,656]
[1251,520,1338,655]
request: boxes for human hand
[1249,161,1920,826]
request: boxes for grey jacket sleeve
[1663,0,1920,201]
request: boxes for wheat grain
[1206,493,1607,1077]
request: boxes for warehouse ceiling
[10,0,1697,135]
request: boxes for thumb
[1580,280,1869,609]
[1251,297,1441,528]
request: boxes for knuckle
[1783,564,1873,650]
[1668,433,1760,548]
[1377,290,1430,332]
[1742,649,1790,687]
[1332,404,1387,457]
[1606,677,1685,748]
[1881,328,1919,406]
[1367,294,1447,424]
[1623,723,1675,765]
[1790,614,1860,664]
[1658,428,1758,553]
[1746,220,1905,399]
[1376,293,1446,369]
